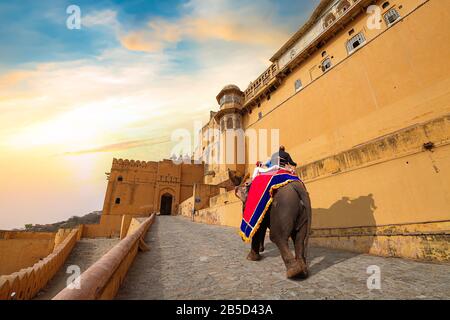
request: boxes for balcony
[244,63,278,104]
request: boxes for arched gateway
[160,193,173,215]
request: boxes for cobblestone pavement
[35,238,119,300]
[116,216,450,300]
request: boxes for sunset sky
[0,0,319,229]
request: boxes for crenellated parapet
[112,158,158,170]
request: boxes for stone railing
[53,214,155,300]
[244,63,278,102]
[0,228,79,300]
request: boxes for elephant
[229,170,312,279]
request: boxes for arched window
[115,198,121,204]
[346,32,366,54]
[117,176,123,182]
[226,117,233,130]
[295,79,303,92]
[382,1,390,9]
[234,118,241,129]
[321,58,332,73]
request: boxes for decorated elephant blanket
[240,169,301,242]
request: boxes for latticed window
[346,32,366,54]
[220,94,243,106]
[384,8,401,26]
[226,118,233,130]
[234,118,241,129]
[321,58,332,73]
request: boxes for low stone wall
[53,214,155,300]
[310,221,450,262]
[0,229,79,300]
[0,239,55,276]
[179,196,195,217]
[82,215,123,238]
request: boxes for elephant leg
[259,232,265,253]
[247,228,263,261]
[258,214,269,253]
[270,222,300,278]
[271,236,302,279]
[248,214,269,261]
[293,222,309,279]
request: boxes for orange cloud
[0,70,31,88]
[119,15,288,53]
[62,138,171,155]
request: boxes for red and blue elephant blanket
[240,169,301,242]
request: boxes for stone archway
[160,193,173,215]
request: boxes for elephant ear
[228,169,242,186]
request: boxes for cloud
[82,9,120,29]
[119,0,290,53]
[62,138,172,155]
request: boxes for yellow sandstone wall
[0,229,79,300]
[0,232,56,276]
[244,0,450,167]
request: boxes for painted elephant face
[235,182,250,205]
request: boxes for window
[226,118,233,130]
[321,51,327,57]
[337,0,351,15]
[117,176,123,182]
[382,2,390,9]
[295,79,303,92]
[219,94,243,106]
[321,58,332,73]
[258,112,263,120]
[115,198,121,205]
[346,32,366,54]
[290,49,296,59]
[384,8,401,27]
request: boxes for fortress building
[102,0,450,261]
[102,159,204,216]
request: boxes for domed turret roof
[221,84,241,91]
[216,84,243,104]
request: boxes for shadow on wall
[309,194,378,276]
[313,194,377,227]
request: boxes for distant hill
[24,211,102,232]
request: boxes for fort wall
[0,229,79,300]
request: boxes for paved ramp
[35,238,119,300]
[116,216,450,300]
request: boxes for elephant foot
[259,244,265,253]
[286,260,308,279]
[247,250,261,261]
